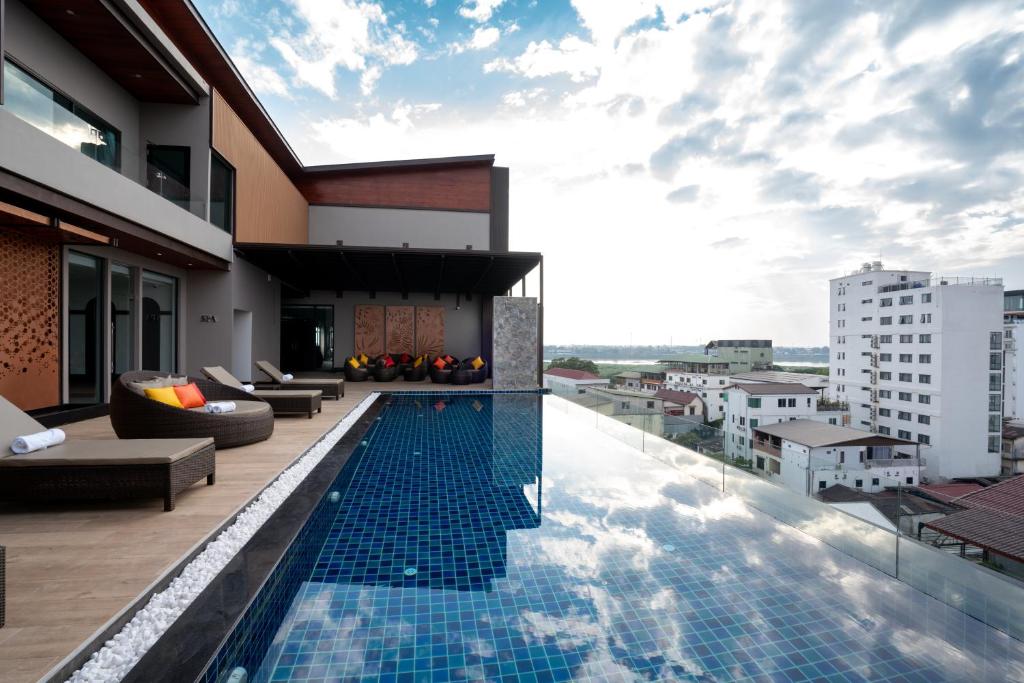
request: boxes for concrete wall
[308,205,490,250]
[492,297,538,389]
[285,292,484,366]
[5,0,143,181]
[140,99,212,221]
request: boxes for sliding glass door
[142,271,177,373]
[67,251,104,404]
[110,263,135,381]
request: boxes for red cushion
[443,354,455,364]
[383,356,395,368]
[399,353,411,363]
[433,357,448,370]
[173,382,206,409]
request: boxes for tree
[548,356,599,375]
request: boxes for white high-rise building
[829,263,1004,480]
[1004,290,1024,421]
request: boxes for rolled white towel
[282,373,294,382]
[11,428,66,454]
[205,401,237,414]
[241,384,255,393]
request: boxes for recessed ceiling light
[133,73,142,78]
[66,9,75,15]
[187,262,193,266]
[156,252,163,256]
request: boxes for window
[818,481,826,490]
[990,374,1002,391]
[777,398,786,408]
[878,426,891,435]
[899,392,912,401]
[990,354,1002,371]
[855,479,863,488]
[747,397,761,408]
[919,354,930,364]
[921,293,932,303]
[880,298,892,307]
[919,334,931,343]
[920,314,932,324]
[829,417,837,425]
[787,398,796,407]
[990,331,1002,350]
[898,315,912,324]
[898,430,912,440]
[989,436,1000,453]
[2,60,121,171]
[989,414,1001,432]
[899,295,913,305]
[210,152,235,233]
[919,394,931,405]
[863,280,872,286]
[880,353,892,362]
[900,335,913,343]
[739,416,746,426]
[838,303,845,311]
[872,478,879,486]
[861,298,872,304]
[918,414,930,424]
[621,401,628,409]
[898,411,911,421]
[880,371,891,380]
[899,354,912,363]
[880,316,892,326]
[879,408,891,417]
[147,145,190,209]
[918,434,930,445]
[839,451,845,464]
[880,335,892,343]
[646,400,654,409]
[879,390,891,398]
[861,316,872,322]
[918,374,930,384]
[989,394,1001,411]
[906,476,914,485]
[750,418,759,428]
[898,373,912,382]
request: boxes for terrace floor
[0,378,491,683]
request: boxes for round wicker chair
[370,358,398,382]
[403,364,427,382]
[462,357,488,383]
[343,358,370,382]
[111,371,274,448]
[429,359,453,384]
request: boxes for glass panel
[210,153,234,233]
[281,305,335,370]
[142,271,177,373]
[2,60,120,170]
[68,252,104,404]
[147,145,190,210]
[110,264,134,379]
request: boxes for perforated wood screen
[354,304,385,358]
[386,306,414,356]
[415,306,445,358]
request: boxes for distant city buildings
[829,262,1004,480]
[543,367,610,394]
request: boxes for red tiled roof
[544,367,601,380]
[654,389,701,405]
[917,483,985,502]
[924,476,1024,562]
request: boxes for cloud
[666,184,700,203]
[268,0,417,98]
[710,237,747,249]
[230,39,290,98]
[459,0,505,23]
[759,168,822,204]
[450,26,501,53]
[484,36,601,82]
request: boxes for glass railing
[545,384,1024,641]
[145,162,206,216]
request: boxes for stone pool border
[56,393,383,683]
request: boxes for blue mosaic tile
[205,393,1024,683]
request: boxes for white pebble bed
[66,393,380,683]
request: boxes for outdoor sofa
[201,366,322,418]
[0,395,215,512]
[111,371,274,448]
[255,361,345,399]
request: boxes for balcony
[753,439,781,457]
[866,457,925,469]
[818,399,849,412]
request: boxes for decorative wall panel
[297,165,492,212]
[415,306,445,358]
[492,297,538,389]
[354,305,385,358]
[385,306,414,356]
[0,230,60,410]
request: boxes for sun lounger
[254,361,344,399]
[202,366,322,418]
[0,395,215,512]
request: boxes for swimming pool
[200,393,1024,682]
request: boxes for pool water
[206,393,1024,682]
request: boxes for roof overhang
[235,243,541,298]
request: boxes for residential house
[611,371,642,391]
[752,419,922,495]
[704,339,773,371]
[660,355,731,420]
[589,387,664,433]
[543,367,609,394]
[830,262,1004,479]
[816,484,956,535]
[653,389,704,419]
[0,0,542,413]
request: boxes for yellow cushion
[413,356,423,368]
[471,356,484,370]
[348,357,360,369]
[144,386,184,409]
[358,353,368,365]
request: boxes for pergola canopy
[235,243,541,297]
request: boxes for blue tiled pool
[205,393,1024,682]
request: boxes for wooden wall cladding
[211,90,308,244]
[415,306,445,358]
[354,305,385,358]
[0,229,60,410]
[385,306,414,356]
[296,165,492,212]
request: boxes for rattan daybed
[111,372,274,448]
[255,361,344,399]
[0,395,215,512]
[201,366,322,418]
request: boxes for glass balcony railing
[545,383,1024,642]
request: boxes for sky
[193,0,1024,346]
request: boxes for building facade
[704,339,773,372]
[829,263,1003,480]
[542,367,610,394]
[0,0,541,412]
[1004,290,1024,421]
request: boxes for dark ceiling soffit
[303,155,496,175]
[234,243,541,260]
[0,170,229,270]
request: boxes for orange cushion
[443,354,455,364]
[173,382,207,409]
[433,357,447,370]
[144,386,184,409]
[471,356,484,370]
[347,357,360,369]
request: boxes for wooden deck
[0,379,490,683]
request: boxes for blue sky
[194,0,1024,345]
